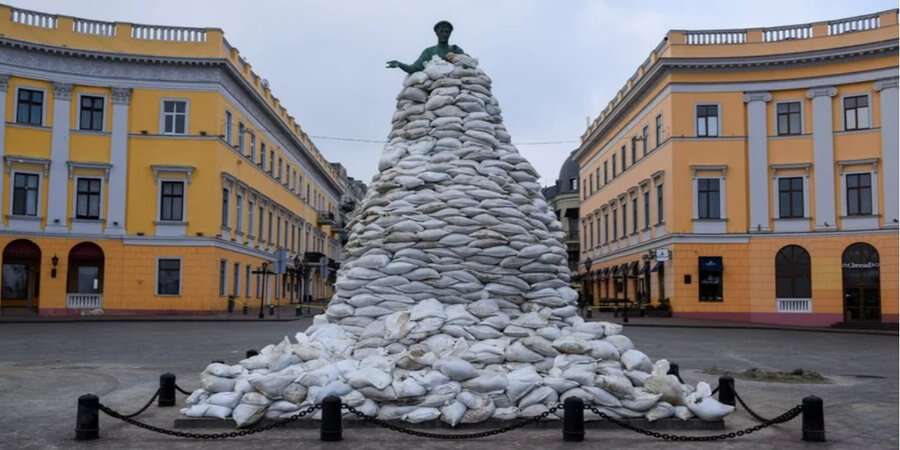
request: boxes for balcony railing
[828,13,881,36]
[317,211,335,226]
[73,18,116,37]
[131,24,208,42]
[10,7,57,28]
[777,298,812,313]
[763,24,814,42]
[67,293,102,310]
[685,29,747,45]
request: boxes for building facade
[576,10,899,326]
[0,5,345,315]
[542,152,581,273]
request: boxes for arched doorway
[842,243,880,322]
[775,245,811,312]
[2,239,41,310]
[67,242,104,310]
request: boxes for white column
[875,78,899,227]
[743,92,772,232]
[106,87,131,235]
[0,75,8,229]
[806,87,838,230]
[46,82,73,232]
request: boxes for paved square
[0,320,895,449]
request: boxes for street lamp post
[252,262,275,320]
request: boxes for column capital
[111,87,133,105]
[52,82,73,100]
[874,78,899,92]
[0,75,8,92]
[806,86,837,99]
[742,91,772,103]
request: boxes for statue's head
[434,20,453,44]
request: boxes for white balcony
[67,293,102,310]
[777,298,812,313]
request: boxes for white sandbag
[589,340,620,360]
[597,375,635,399]
[646,402,675,422]
[604,335,634,353]
[520,335,558,357]
[384,311,413,340]
[620,349,653,372]
[625,370,651,387]
[393,377,427,398]
[185,389,209,406]
[248,373,295,399]
[686,382,734,421]
[505,341,544,363]
[552,336,591,354]
[518,386,557,409]
[207,392,242,409]
[282,383,308,404]
[402,407,441,423]
[201,373,235,393]
[582,386,622,407]
[232,404,266,428]
[467,299,500,318]
[492,407,519,420]
[519,404,552,418]
[621,392,663,412]
[674,405,693,420]
[463,372,509,393]
[204,363,243,378]
[410,298,446,321]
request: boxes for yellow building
[0,5,346,315]
[576,10,899,326]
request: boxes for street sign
[655,249,670,262]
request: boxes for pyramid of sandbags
[181,54,734,427]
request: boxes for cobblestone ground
[0,320,895,449]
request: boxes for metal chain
[341,403,562,439]
[117,389,161,419]
[98,403,320,439]
[584,404,802,442]
[174,384,192,396]
[734,391,774,423]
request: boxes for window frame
[654,114,662,148]
[232,262,240,297]
[775,101,803,136]
[695,104,720,138]
[696,177,722,220]
[656,182,664,225]
[630,195,638,235]
[841,94,871,131]
[642,190,650,230]
[15,86,46,127]
[225,111,233,145]
[698,256,724,302]
[775,245,811,300]
[219,259,227,297]
[158,180,186,222]
[77,93,106,132]
[235,191,244,234]
[155,257,182,296]
[74,176,103,220]
[845,172,873,216]
[777,176,805,219]
[11,171,41,217]
[159,99,189,135]
[221,187,230,229]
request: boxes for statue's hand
[386,60,401,69]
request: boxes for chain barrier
[97,403,320,439]
[341,403,562,439]
[116,389,161,419]
[174,384,192,396]
[583,404,802,442]
[711,386,719,395]
[734,391,774,423]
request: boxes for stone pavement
[0,320,895,449]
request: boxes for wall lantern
[51,254,59,278]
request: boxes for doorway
[2,239,41,311]
[842,242,880,322]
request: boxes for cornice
[576,39,900,162]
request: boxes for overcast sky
[12,0,896,185]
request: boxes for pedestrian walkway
[0,303,327,323]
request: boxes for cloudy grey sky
[12,0,896,185]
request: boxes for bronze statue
[386,21,465,74]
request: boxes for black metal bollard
[158,373,176,407]
[246,349,259,358]
[242,304,248,315]
[268,304,275,316]
[562,397,585,442]
[296,305,302,317]
[586,306,593,318]
[321,396,342,441]
[802,396,825,442]
[75,394,99,440]
[717,375,735,407]
[668,363,684,384]
[622,304,629,323]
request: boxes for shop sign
[655,249,670,262]
[842,262,879,269]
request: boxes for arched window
[775,245,811,298]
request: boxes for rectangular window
[697,178,721,219]
[582,179,587,200]
[278,158,283,181]
[843,95,870,131]
[594,168,600,189]
[569,178,577,191]
[656,183,664,225]
[232,262,240,296]
[630,138,637,164]
[160,181,184,221]
[589,174,594,194]
[79,95,104,131]
[221,188,230,228]
[12,173,39,216]
[75,178,102,220]
[776,102,801,136]
[277,216,282,248]
[268,211,273,243]
[254,137,260,163]
[589,219,594,248]
[603,161,608,184]
[778,177,804,218]
[621,202,627,238]
[620,146,626,171]
[642,126,649,156]
[16,89,43,126]
[245,265,251,297]
[269,150,275,173]
[846,173,872,216]
[696,105,719,137]
[238,123,245,153]
[258,206,264,238]
[157,259,181,295]
[612,209,618,240]
[235,192,244,233]
[603,211,609,243]
[643,191,650,229]
[225,111,233,144]
[247,200,255,236]
[698,256,723,301]
[611,155,617,178]
[631,197,638,234]
[655,114,662,147]
[162,100,187,134]
[219,260,227,296]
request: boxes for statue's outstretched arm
[387,49,430,74]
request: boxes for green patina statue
[386,20,465,74]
